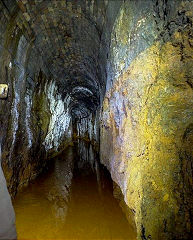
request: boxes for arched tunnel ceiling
[16,0,113,118]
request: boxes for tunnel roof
[16,0,111,118]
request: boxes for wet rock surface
[0,1,193,240]
[101,1,193,239]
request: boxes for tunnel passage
[0,0,123,239]
[20,0,103,119]
[15,0,114,121]
[0,0,122,194]
[1,1,193,240]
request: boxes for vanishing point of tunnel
[0,0,193,240]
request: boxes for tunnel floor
[13,146,136,240]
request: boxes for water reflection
[46,147,74,221]
[14,144,136,240]
[75,139,98,173]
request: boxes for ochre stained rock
[101,29,193,240]
[0,84,8,99]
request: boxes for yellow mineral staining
[163,194,169,202]
[32,81,51,140]
[101,27,193,239]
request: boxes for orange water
[13,147,136,240]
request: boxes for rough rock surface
[101,1,193,239]
[0,1,193,240]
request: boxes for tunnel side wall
[0,1,73,196]
[100,1,193,239]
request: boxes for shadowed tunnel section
[16,0,115,119]
[0,0,123,239]
[0,0,122,192]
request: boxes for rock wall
[0,1,73,196]
[100,1,193,239]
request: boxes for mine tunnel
[0,0,193,240]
